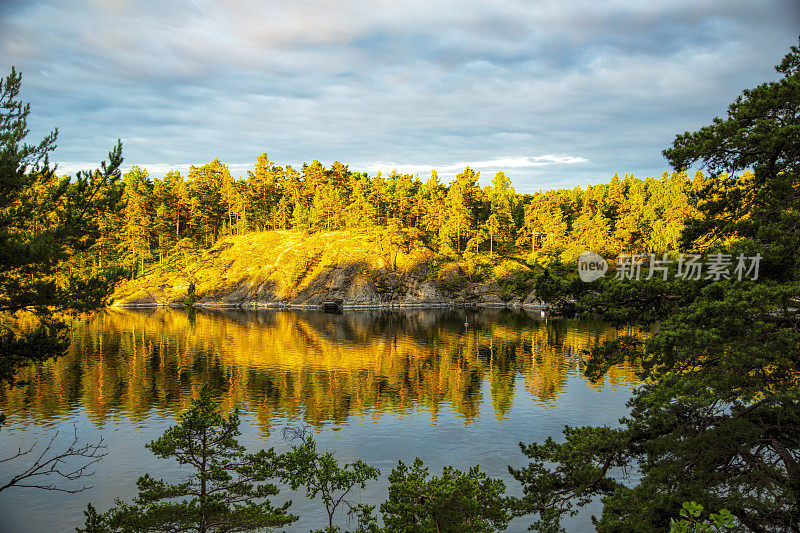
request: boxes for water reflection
[1,308,639,431]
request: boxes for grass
[109,231,539,306]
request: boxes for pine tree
[279,433,380,533]
[488,171,516,251]
[370,172,390,227]
[247,153,280,231]
[444,167,480,253]
[344,173,377,228]
[420,170,447,243]
[90,386,297,532]
[0,67,124,385]
[381,458,510,532]
[512,39,800,532]
[122,166,154,275]
[1,67,121,493]
[187,160,229,245]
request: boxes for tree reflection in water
[1,308,640,433]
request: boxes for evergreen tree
[86,386,297,532]
[0,67,124,385]
[511,39,800,532]
[387,171,417,227]
[665,37,800,281]
[420,170,447,244]
[122,165,154,275]
[488,171,516,251]
[370,171,390,227]
[187,159,230,245]
[0,67,121,493]
[614,176,646,254]
[443,167,480,253]
[247,153,280,231]
[381,458,510,532]
[344,173,377,228]
[279,433,380,533]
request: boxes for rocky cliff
[108,231,545,310]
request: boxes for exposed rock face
[402,280,445,305]
[478,294,506,306]
[339,274,382,306]
[108,231,549,310]
[523,289,542,308]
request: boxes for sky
[1,0,798,193]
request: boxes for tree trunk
[200,429,207,533]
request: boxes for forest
[73,154,705,280]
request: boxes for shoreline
[111,301,551,312]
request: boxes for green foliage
[30,86,715,288]
[184,291,200,307]
[512,283,800,532]
[371,270,404,296]
[533,268,567,309]
[75,503,109,533]
[497,268,535,301]
[521,171,695,263]
[664,36,800,281]
[669,502,734,533]
[559,275,702,327]
[83,385,296,532]
[0,66,122,399]
[510,40,800,532]
[0,319,69,386]
[279,432,380,533]
[436,268,470,294]
[381,457,510,532]
[508,426,628,533]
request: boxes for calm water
[0,308,640,532]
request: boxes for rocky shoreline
[112,280,547,312]
[108,231,548,312]
[116,301,549,311]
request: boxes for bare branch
[0,424,107,494]
[281,423,311,442]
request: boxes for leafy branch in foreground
[0,425,106,493]
[0,64,124,383]
[669,501,735,533]
[513,275,800,532]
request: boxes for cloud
[356,155,588,177]
[53,161,255,180]
[1,0,797,192]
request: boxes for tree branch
[0,425,107,494]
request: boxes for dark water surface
[0,308,640,532]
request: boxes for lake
[0,308,640,532]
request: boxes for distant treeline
[80,153,716,275]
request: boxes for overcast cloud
[1,0,798,191]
